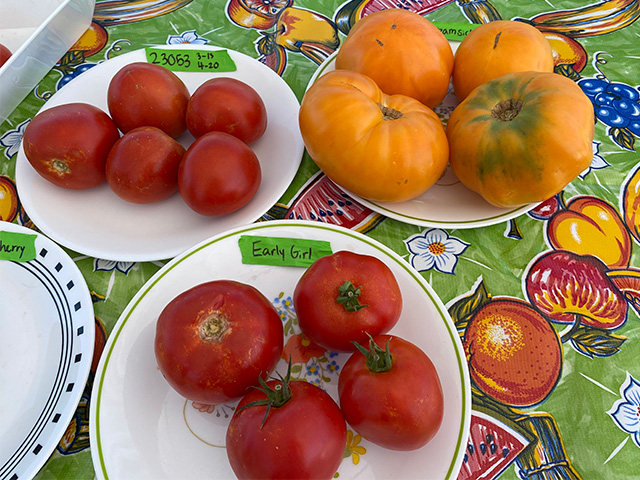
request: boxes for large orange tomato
[299,69,448,203]
[335,9,453,109]
[446,71,594,208]
[452,20,554,101]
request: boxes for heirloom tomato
[107,62,190,138]
[105,126,185,204]
[22,102,120,189]
[452,20,554,101]
[178,131,261,216]
[338,334,444,451]
[226,364,347,480]
[154,280,284,404]
[446,71,594,208]
[298,69,448,203]
[293,250,402,352]
[186,77,267,145]
[335,9,453,108]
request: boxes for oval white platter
[305,48,537,229]
[15,45,304,262]
[89,220,471,480]
[0,221,95,480]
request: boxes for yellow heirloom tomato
[335,9,454,109]
[446,71,595,209]
[298,69,449,203]
[452,20,554,101]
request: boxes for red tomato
[178,131,261,216]
[186,77,267,144]
[226,367,347,479]
[338,334,444,451]
[0,43,12,68]
[154,280,284,404]
[293,251,402,352]
[105,126,185,204]
[107,62,190,138]
[22,102,120,189]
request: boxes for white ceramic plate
[15,45,304,262]
[90,220,471,480]
[305,49,537,229]
[0,221,94,480]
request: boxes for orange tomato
[299,69,448,203]
[446,71,594,208]
[335,9,453,109]
[452,20,554,101]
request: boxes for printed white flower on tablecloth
[608,373,640,448]
[94,258,135,274]
[0,119,29,160]
[579,141,610,179]
[167,30,208,45]
[405,228,469,275]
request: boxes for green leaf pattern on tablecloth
[0,1,637,479]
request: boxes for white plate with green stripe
[89,220,470,479]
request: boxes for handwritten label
[238,236,333,267]
[145,48,237,73]
[432,22,479,42]
[0,231,36,262]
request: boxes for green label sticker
[432,22,479,41]
[0,231,36,262]
[238,236,333,267]
[145,48,237,73]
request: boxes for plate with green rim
[89,220,471,479]
[305,48,538,229]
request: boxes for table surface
[1,0,639,479]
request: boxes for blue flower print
[405,228,469,275]
[306,362,320,377]
[608,373,640,448]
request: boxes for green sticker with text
[0,231,37,262]
[432,22,479,42]
[238,236,333,267]
[145,48,237,73]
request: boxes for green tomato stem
[337,281,369,312]
[353,335,393,373]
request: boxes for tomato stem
[337,281,369,312]
[376,102,403,121]
[51,159,70,174]
[236,358,294,428]
[353,335,393,373]
[491,99,523,122]
[199,313,228,341]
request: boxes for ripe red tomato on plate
[0,43,12,68]
[293,250,403,352]
[178,131,261,216]
[107,62,190,138]
[154,280,284,404]
[186,77,267,145]
[22,102,120,189]
[338,334,444,451]
[226,364,347,479]
[106,126,185,204]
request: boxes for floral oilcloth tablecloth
[1,0,639,479]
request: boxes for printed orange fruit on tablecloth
[463,298,563,407]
